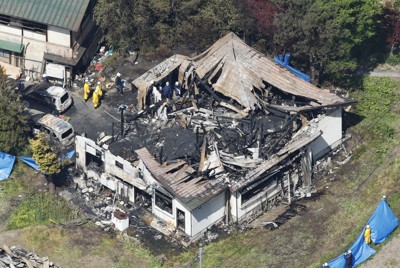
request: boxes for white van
[30,113,75,147]
[22,83,73,114]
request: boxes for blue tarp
[327,229,376,268]
[367,198,399,244]
[327,253,346,268]
[66,150,75,159]
[327,197,398,267]
[19,157,40,171]
[274,54,311,82]
[0,152,16,180]
[349,227,376,266]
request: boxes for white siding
[191,192,226,238]
[152,196,175,226]
[0,31,22,44]
[104,151,144,189]
[174,199,192,236]
[231,177,288,222]
[47,26,70,47]
[0,25,22,36]
[310,108,342,160]
[23,29,46,42]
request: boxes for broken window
[155,190,173,214]
[115,161,124,169]
[134,186,152,208]
[176,208,185,231]
[241,172,280,205]
[86,152,104,170]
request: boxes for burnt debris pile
[75,32,355,240]
[0,246,59,268]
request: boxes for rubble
[73,32,356,242]
[0,245,59,268]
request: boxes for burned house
[75,33,353,240]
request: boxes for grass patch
[385,53,400,66]
[21,226,162,268]
[7,191,80,229]
[116,238,162,268]
[0,162,33,196]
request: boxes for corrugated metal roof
[0,0,91,31]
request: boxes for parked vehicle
[27,110,75,147]
[21,83,73,114]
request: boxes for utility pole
[118,104,127,137]
[199,243,203,268]
[288,173,291,204]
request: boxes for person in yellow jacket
[93,88,100,109]
[364,225,371,245]
[96,81,103,99]
[83,79,91,102]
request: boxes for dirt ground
[360,235,400,268]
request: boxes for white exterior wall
[191,192,226,238]
[76,136,141,203]
[230,178,288,222]
[152,190,175,227]
[99,173,117,191]
[310,107,342,160]
[23,29,46,42]
[47,26,70,46]
[76,135,105,171]
[104,151,144,190]
[0,25,22,36]
[174,199,192,236]
[0,23,73,78]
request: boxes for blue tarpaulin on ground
[0,152,16,180]
[349,227,376,266]
[367,198,399,244]
[274,54,311,82]
[327,229,376,268]
[19,157,40,171]
[327,197,398,267]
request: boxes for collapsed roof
[133,32,347,111]
[111,32,355,210]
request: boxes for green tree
[0,66,29,154]
[94,0,246,54]
[29,132,61,174]
[273,0,382,85]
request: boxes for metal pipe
[112,122,114,141]
[120,109,124,137]
[160,146,163,165]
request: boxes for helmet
[175,81,179,86]
[42,74,47,77]
[150,80,154,84]
[324,263,328,267]
[85,79,88,82]
[97,81,101,85]
[348,250,352,254]
[117,73,121,77]
[166,82,169,86]
[366,225,370,228]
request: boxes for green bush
[7,191,79,229]
[385,53,400,66]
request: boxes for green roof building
[0,0,101,85]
